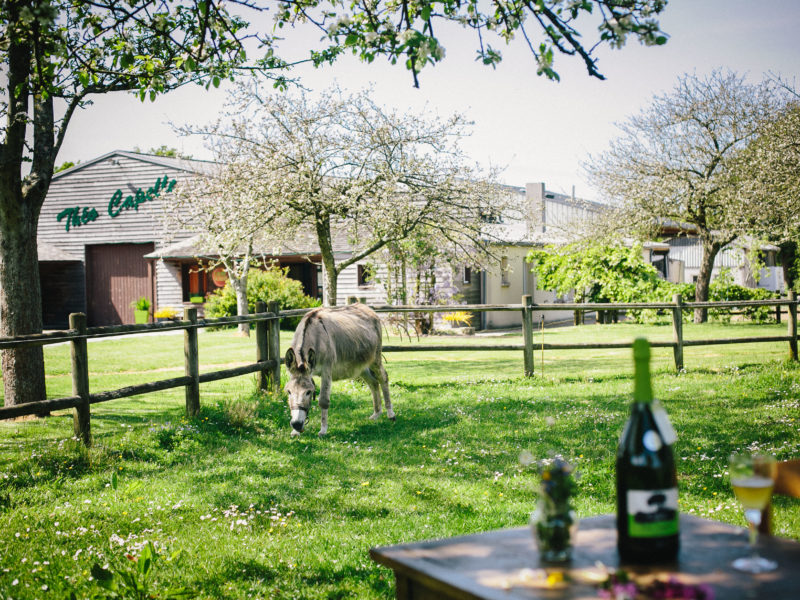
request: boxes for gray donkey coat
[284,304,394,436]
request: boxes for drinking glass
[729,452,777,573]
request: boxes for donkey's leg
[362,368,382,420]
[371,360,395,421]
[318,373,332,437]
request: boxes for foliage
[708,269,777,323]
[54,160,79,173]
[130,297,151,312]
[585,70,787,322]
[204,265,320,329]
[528,243,777,324]
[133,146,193,159]
[282,0,668,86]
[528,242,663,303]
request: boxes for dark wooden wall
[40,261,85,330]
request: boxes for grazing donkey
[284,303,394,436]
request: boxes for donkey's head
[284,347,316,434]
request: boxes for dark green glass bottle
[616,338,679,563]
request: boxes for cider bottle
[616,338,679,562]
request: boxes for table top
[370,514,800,600]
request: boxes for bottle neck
[633,358,652,404]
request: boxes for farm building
[35,150,324,328]
[33,149,780,331]
[33,150,607,329]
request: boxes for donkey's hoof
[389,416,396,422]
[318,431,327,438]
[369,412,381,421]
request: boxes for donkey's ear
[307,348,316,371]
[285,348,297,371]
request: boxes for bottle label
[652,400,678,445]
[627,488,679,537]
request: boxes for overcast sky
[57,0,800,201]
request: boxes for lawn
[1,320,799,598]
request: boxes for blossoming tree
[585,71,786,322]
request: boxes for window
[357,264,374,287]
[500,257,510,287]
[463,266,472,285]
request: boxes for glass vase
[530,497,578,563]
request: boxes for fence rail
[0,293,796,445]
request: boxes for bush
[709,269,777,323]
[626,270,777,324]
[205,265,320,329]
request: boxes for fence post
[789,290,798,361]
[184,307,200,416]
[256,301,269,392]
[522,295,534,377]
[672,294,684,372]
[69,313,91,447]
[776,299,782,324]
[268,300,281,393]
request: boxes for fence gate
[86,243,154,326]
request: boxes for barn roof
[52,150,216,180]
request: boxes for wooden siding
[155,259,184,314]
[666,237,743,269]
[38,153,202,322]
[39,154,198,259]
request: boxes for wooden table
[370,514,800,599]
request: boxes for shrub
[709,269,777,323]
[205,265,320,329]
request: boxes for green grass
[1,321,799,598]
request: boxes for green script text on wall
[56,175,178,232]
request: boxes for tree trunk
[0,191,47,407]
[779,240,798,292]
[230,271,250,337]
[694,238,723,323]
[315,215,339,306]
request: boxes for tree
[1,0,667,406]
[179,84,508,307]
[283,0,668,87]
[728,100,800,291]
[133,145,193,159]
[585,70,785,323]
[165,160,283,336]
[0,0,277,407]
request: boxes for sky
[57,0,800,201]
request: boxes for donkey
[284,303,394,436]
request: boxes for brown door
[86,243,154,326]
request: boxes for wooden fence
[0,293,796,446]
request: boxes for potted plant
[154,306,178,322]
[131,296,151,324]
